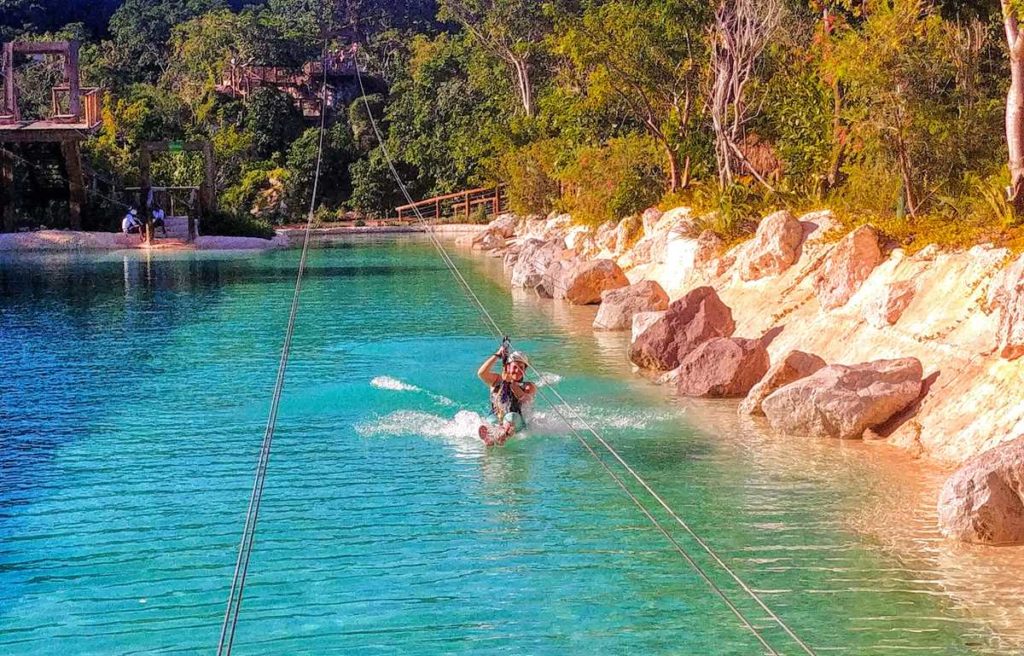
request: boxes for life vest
[490,379,525,421]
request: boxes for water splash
[370,375,455,406]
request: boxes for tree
[107,0,226,84]
[556,0,711,192]
[163,10,244,122]
[1003,0,1024,212]
[244,87,306,159]
[383,33,505,195]
[437,0,551,117]
[709,0,784,190]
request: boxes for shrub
[202,210,276,239]
[494,139,561,216]
[560,135,664,227]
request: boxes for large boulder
[509,239,565,288]
[863,280,916,328]
[540,255,578,300]
[628,286,736,371]
[594,280,670,331]
[738,210,804,281]
[814,225,883,310]
[560,258,630,305]
[671,337,770,398]
[989,252,1024,360]
[938,438,1024,545]
[761,357,923,439]
[739,350,827,416]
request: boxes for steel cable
[215,34,332,656]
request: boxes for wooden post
[139,147,152,243]
[493,186,499,216]
[189,188,198,242]
[2,43,17,120]
[464,190,470,220]
[435,198,440,220]
[60,140,84,230]
[66,41,81,120]
[200,141,215,215]
[1,146,13,232]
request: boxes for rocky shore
[460,208,1024,547]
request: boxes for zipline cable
[354,54,813,656]
[214,34,332,656]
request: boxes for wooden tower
[0,40,103,231]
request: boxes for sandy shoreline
[0,224,486,253]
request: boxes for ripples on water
[1,238,1022,655]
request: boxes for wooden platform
[0,119,101,142]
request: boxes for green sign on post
[168,140,184,153]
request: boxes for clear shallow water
[0,238,1013,654]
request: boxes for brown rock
[989,252,1024,360]
[863,280,916,328]
[739,350,827,416]
[814,225,883,310]
[560,258,629,305]
[541,256,578,300]
[673,337,770,398]
[594,280,670,331]
[761,357,923,439]
[938,437,1024,545]
[739,210,804,281]
[628,286,736,371]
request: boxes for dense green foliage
[3,0,1023,246]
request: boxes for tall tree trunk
[824,80,846,194]
[665,144,681,192]
[1003,2,1024,211]
[1009,49,1024,210]
[510,57,534,118]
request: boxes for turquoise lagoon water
[0,237,1011,654]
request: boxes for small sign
[168,140,184,153]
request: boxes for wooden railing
[82,88,102,127]
[396,185,507,221]
[50,86,103,127]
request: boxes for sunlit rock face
[761,357,923,440]
[666,336,770,398]
[814,225,884,310]
[738,210,804,281]
[739,350,827,417]
[594,280,669,331]
[627,286,735,371]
